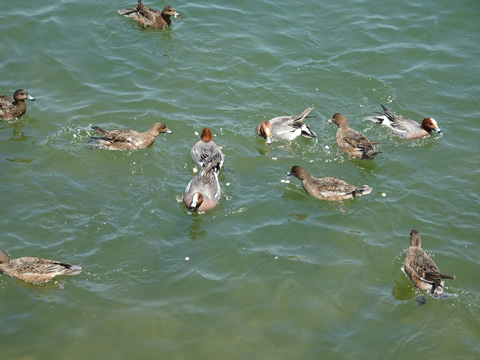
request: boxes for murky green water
[1,0,479,358]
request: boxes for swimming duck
[184,154,222,212]
[365,105,442,139]
[404,229,455,297]
[0,249,82,284]
[328,113,380,159]
[0,89,35,120]
[88,122,172,150]
[191,128,225,171]
[118,1,179,29]
[286,165,372,201]
[256,107,316,145]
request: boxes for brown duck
[328,113,380,159]
[88,122,172,150]
[0,89,35,120]
[118,1,180,29]
[0,249,82,284]
[287,165,372,201]
[404,229,455,296]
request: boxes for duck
[365,105,442,139]
[118,1,179,29]
[404,229,455,297]
[286,165,372,201]
[88,122,172,150]
[184,154,222,212]
[256,107,316,145]
[0,89,35,120]
[0,249,82,284]
[191,128,225,171]
[328,113,380,159]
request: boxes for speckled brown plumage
[404,229,455,295]
[287,165,372,201]
[329,113,380,159]
[0,250,82,283]
[118,1,179,29]
[0,89,35,120]
[88,122,172,150]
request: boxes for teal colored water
[1,0,479,358]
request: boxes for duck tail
[297,107,315,122]
[92,125,107,135]
[57,262,82,275]
[118,8,139,16]
[440,273,455,280]
[353,185,372,197]
[301,126,317,139]
[204,153,222,174]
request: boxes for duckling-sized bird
[256,107,316,145]
[404,229,455,297]
[88,122,172,150]
[0,89,35,120]
[365,105,442,139]
[191,128,225,171]
[286,165,372,201]
[328,113,380,159]
[118,1,180,29]
[0,249,82,284]
[184,154,222,212]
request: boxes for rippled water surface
[1,0,479,358]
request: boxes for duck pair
[183,128,225,213]
[328,105,442,159]
[0,229,456,299]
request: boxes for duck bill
[327,119,333,124]
[434,126,442,134]
[173,12,180,18]
[166,129,173,134]
[286,172,292,176]
[265,137,272,145]
[27,95,35,101]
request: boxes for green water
[1,0,479,358]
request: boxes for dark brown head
[162,6,180,18]
[286,165,309,180]
[409,229,422,248]
[328,113,348,128]
[149,122,172,136]
[421,118,442,134]
[200,128,213,142]
[13,89,35,103]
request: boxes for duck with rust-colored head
[286,165,372,201]
[0,249,82,284]
[118,1,180,29]
[0,89,35,120]
[256,107,316,145]
[184,154,222,213]
[365,105,442,139]
[404,229,455,297]
[88,122,172,150]
[191,128,225,171]
[328,113,380,159]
